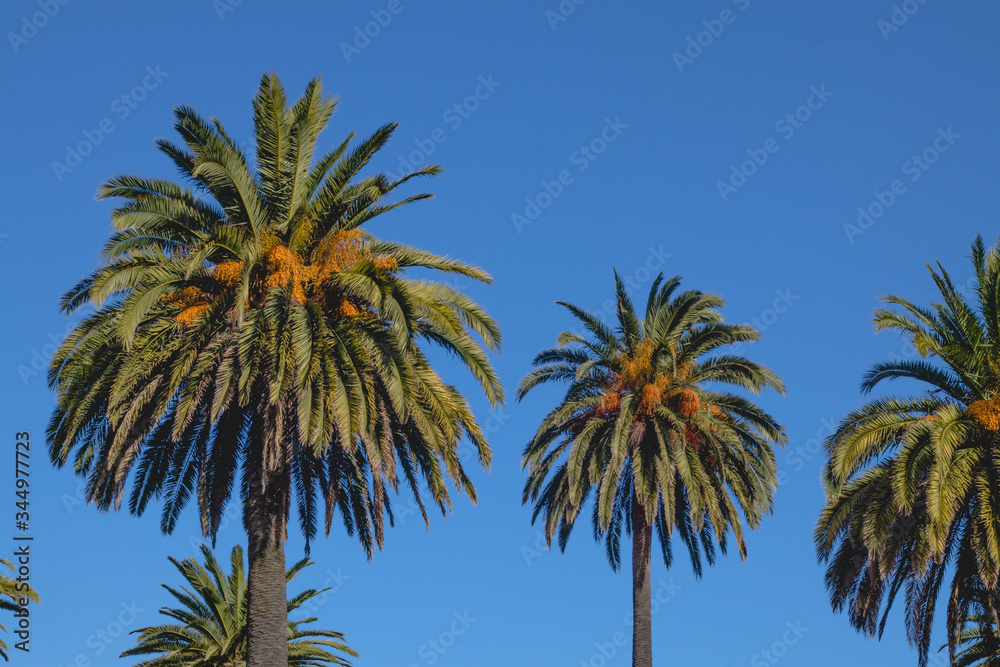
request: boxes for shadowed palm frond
[48,72,504,557]
[817,235,1000,666]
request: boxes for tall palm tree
[816,235,1000,666]
[0,559,39,661]
[47,73,503,667]
[122,543,356,666]
[518,273,786,666]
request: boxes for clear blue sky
[2,1,998,665]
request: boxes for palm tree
[47,73,503,667]
[121,543,356,666]
[0,559,39,661]
[816,235,1000,666]
[947,602,1000,667]
[518,273,786,666]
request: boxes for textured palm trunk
[632,500,653,667]
[246,401,290,667]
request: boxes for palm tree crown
[519,272,786,570]
[47,72,503,667]
[121,544,356,666]
[47,70,504,552]
[817,235,1000,665]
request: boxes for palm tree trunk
[246,402,290,667]
[632,500,653,667]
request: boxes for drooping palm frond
[817,235,1000,666]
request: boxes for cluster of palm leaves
[122,544,356,666]
[948,590,1000,667]
[25,68,1000,667]
[817,236,1000,666]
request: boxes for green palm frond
[121,544,356,666]
[47,72,503,558]
[519,272,786,574]
[817,234,1000,666]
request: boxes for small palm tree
[121,544,356,666]
[816,235,1000,665]
[948,609,1000,667]
[48,73,502,667]
[0,559,39,661]
[518,273,786,666]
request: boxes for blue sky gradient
[2,1,999,665]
